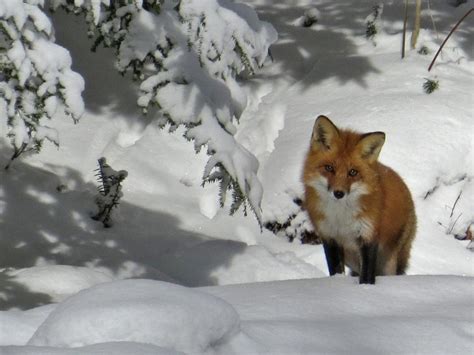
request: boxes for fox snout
[312,175,368,202]
[312,176,354,201]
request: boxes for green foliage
[418,46,430,55]
[1,1,84,168]
[301,9,319,28]
[50,0,276,223]
[423,78,439,94]
[264,198,320,243]
[202,162,257,224]
[366,22,377,39]
[92,157,128,228]
[365,4,383,42]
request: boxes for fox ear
[357,132,385,162]
[311,115,340,151]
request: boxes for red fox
[302,115,416,284]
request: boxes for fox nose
[333,190,345,199]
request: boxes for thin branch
[428,7,474,72]
[450,190,462,218]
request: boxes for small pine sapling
[365,4,383,45]
[301,8,320,28]
[423,78,439,94]
[418,46,430,55]
[92,157,128,228]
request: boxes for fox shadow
[0,158,246,310]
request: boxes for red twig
[428,7,473,72]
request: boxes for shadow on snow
[0,160,246,310]
[250,0,472,87]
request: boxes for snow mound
[2,342,181,355]
[27,279,240,353]
[205,275,474,355]
[0,305,55,346]
[5,265,114,303]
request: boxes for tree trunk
[402,0,409,58]
[411,0,422,49]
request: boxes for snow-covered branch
[51,0,277,222]
[0,0,84,168]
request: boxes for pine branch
[91,157,128,228]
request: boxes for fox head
[304,115,385,201]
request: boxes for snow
[3,342,181,355]
[206,276,474,354]
[0,0,473,354]
[3,265,113,304]
[27,280,239,353]
[0,0,85,160]
[2,276,472,354]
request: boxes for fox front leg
[323,239,345,276]
[359,242,378,284]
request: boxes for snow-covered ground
[1,0,473,354]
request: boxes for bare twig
[450,190,462,218]
[448,213,462,234]
[428,7,474,71]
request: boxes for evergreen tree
[2,0,277,222]
[0,0,85,169]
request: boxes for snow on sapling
[296,8,320,28]
[264,197,320,244]
[92,157,128,228]
[365,4,383,45]
[418,45,430,55]
[0,0,85,169]
[50,0,277,224]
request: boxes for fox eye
[348,169,358,177]
[325,164,334,173]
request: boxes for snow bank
[205,275,474,355]
[27,279,240,353]
[2,342,182,355]
[1,275,472,354]
[0,305,55,346]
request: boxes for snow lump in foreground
[27,280,240,353]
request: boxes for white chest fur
[308,176,373,246]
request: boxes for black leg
[359,242,378,284]
[323,239,345,276]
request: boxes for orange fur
[303,115,416,277]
